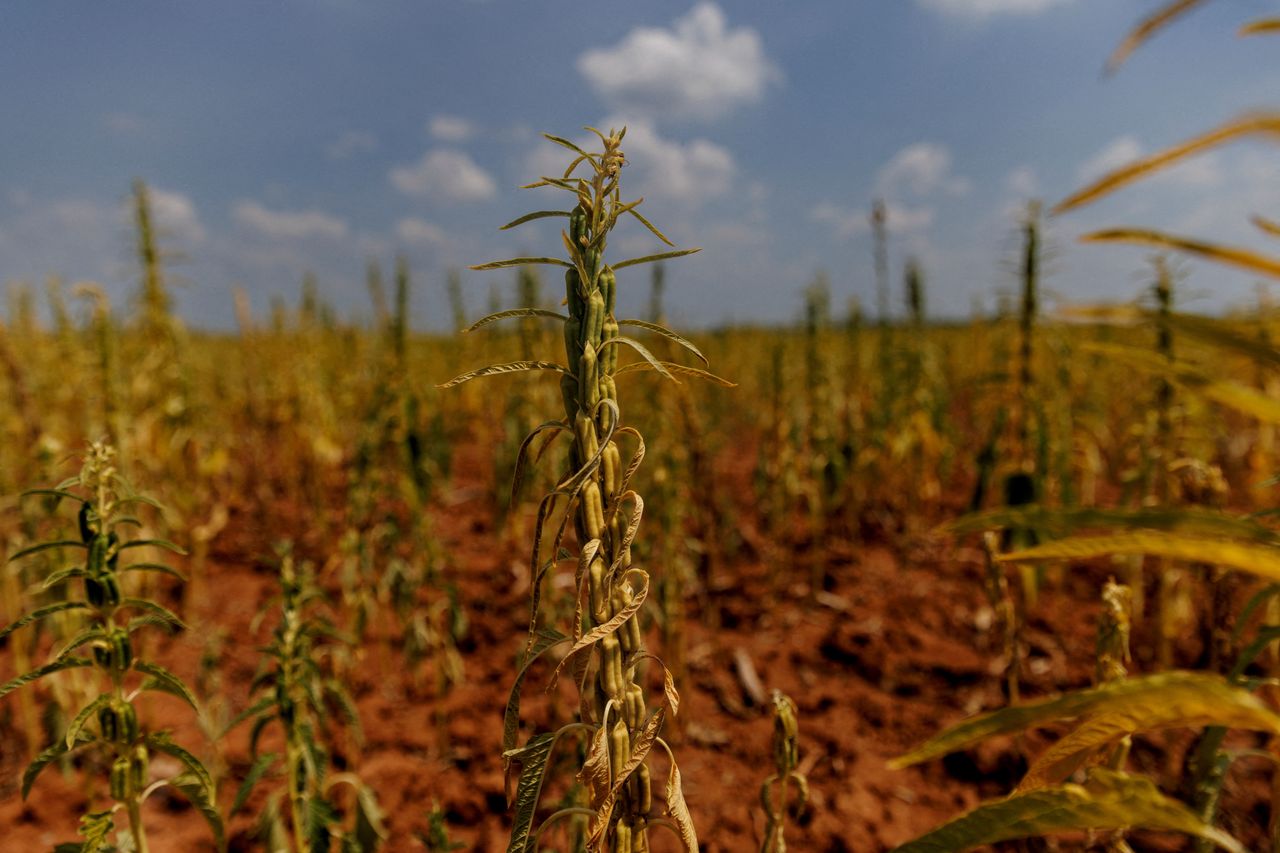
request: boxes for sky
[2,0,1280,330]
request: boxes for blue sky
[2,0,1279,329]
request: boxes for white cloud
[428,115,476,142]
[233,201,348,240]
[877,142,970,197]
[917,0,1075,18]
[148,188,205,243]
[326,130,378,159]
[526,120,735,205]
[1005,165,1039,198]
[577,2,779,121]
[811,200,934,239]
[1076,135,1143,184]
[396,217,447,246]
[390,148,497,201]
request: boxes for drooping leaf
[231,752,278,815]
[351,783,388,852]
[1054,113,1280,214]
[23,729,94,798]
[614,361,735,386]
[1106,0,1213,73]
[890,671,1280,769]
[612,248,701,271]
[505,732,556,853]
[465,308,569,333]
[502,628,569,755]
[1001,533,1280,584]
[438,361,569,389]
[0,602,91,644]
[499,210,571,231]
[617,319,707,363]
[119,599,186,630]
[601,336,674,381]
[0,656,93,702]
[145,731,216,797]
[65,694,111,748]
[469,257,572,271]
[945,505,1280,544]
[658,739,699,853]
[118,562,188,581]
[1240,17,1280,36]
[8,539,87,561]
[134,660,201,711]
[119,538,187,555]
[893,768,1244,853]
[170,771,227,852]
[1080,228,1280,280]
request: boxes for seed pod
[85,576,107,607]
[98,703,119,742]
[590,559,609,624]
[626,683,644,730]
[635,763,653,816]
[600,267,616,314]
[100,574,121,607]
[602,318,619,375]
[564,316,582,370]
[569,206,587,246]
[609,717,631,782]
[602,443,621,499]
[560,374,579,419]
[585,290,605,346]
[581,481,605,540]
[584,247,600,284]
[111,630,133,672]
[93,642,113,670]
[87,534,107,576]
[110,757,132,801]
[117,702,139,744]
[78,503,95,543]
[130,744,149,790]
[574,412,599,460]
[599,635,623,697]
[614,819,633,853]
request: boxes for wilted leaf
[1080,228,1280,280]
[894,768,1244,853]
[1106,0,1213,73]
[1001,532,1280,584]
[438,361,569,389]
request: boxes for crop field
[6,2,1280,852]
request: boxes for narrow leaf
[1240,18,1280,36]
[438,361,568,389]
[503,628,569,755]
[1107,0,1213,73]
[612,248,701,271]
[617,319,707,363]
[469,257,571,271]
[1001,533,1280,584]
[615,361,736,386]
[945,505,1280,545]
[169,771,227,852]
[0,657,93,701]
[601,336,674,382]
[625,207,675,247]
[8,539,86,561]
[23,730,94,798]
[505,732,556,853]
[135,660,200,711]
[231,752,278,815]
[465,308,568,333]
[499,210,571,231]
[0,602,89,644]
[894,768,1243,853]
[1081,228,1280,280]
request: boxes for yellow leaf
[1001,532,1280,583]
[1080,227,1280,280]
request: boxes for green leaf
[1,656,93,702]
[601,336,674,381]
[65,694,112,748]
[169,771,227,852]
[893,768,1244,853]
[119,538,187,556]
[505,732,556,853]
[469,257,571,271]
[503,628,569,755]
[945,505,1280,545]
[352,783,389,852]
[617,319,707,364]
[611,248,701,271]
[498,210,570,231]
[438,361,569,389]
[145,732,216,799]
[8,539,87,562]
[231,752,278,815]
[221,694,277,739]
[1001,532,1280,584]
[42,566,89,587]
[890,671,1280,769]
[119,599,186,630]
[464,308,568,333]
[615,361,735,386]
[134,660,201,711]
[19,488,87,504]
[118,562,187,581]
[0,602,90,644]
[624,207,674,247]
[23,729,94,798]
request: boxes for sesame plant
[226,546,385,853]
[759,691,806,853]
[443,125,724,852]
[2,441,222,853]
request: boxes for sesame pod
[602,443,621,502]
[100,574,121,607]
[78,503,94,543]
[570,206,587,246]
[111,630,133,672]
[118,702,139,744]
[110,757,131,801]
[580,345,600,410]
[590,559,608,624]
[93,642,113,670]
[581,481,605,540]
[564,316,582,369]
[584,247,600,284]
[609,717,631,782]
[566,268,584,316]
[626,683,645,730]
[624,598,643,655]
[87,534,107,576]
[599,635,622,697]
[574,412,599,460]
[585,290,605,346]
[614,819,634,853]
[600,267,616,314]
[85,576,107,607]
[130,744,149,790]
[635,763,653,816]
[602,318,619,375]
[98,704,119,742]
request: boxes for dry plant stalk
[760,691,807,853]
[448,126,716,853]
